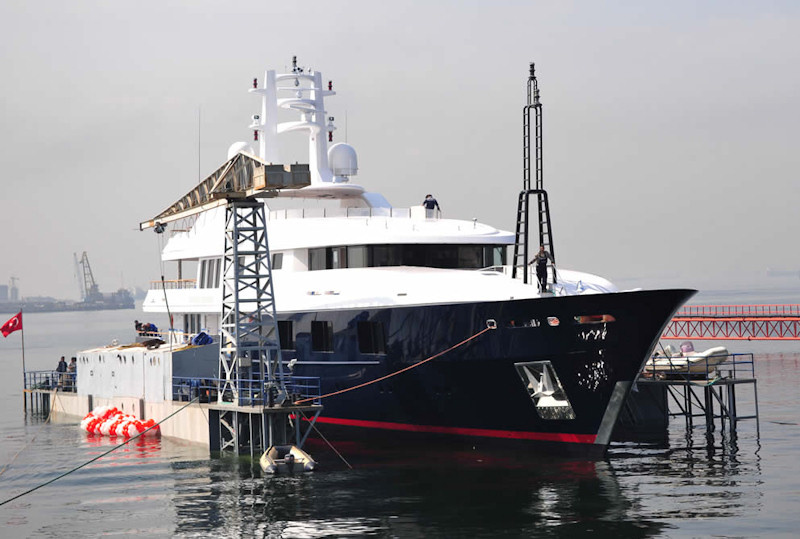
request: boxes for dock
[617,352,759,440]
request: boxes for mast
[512,63,555,286]
[249,56,338,184]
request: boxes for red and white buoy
[80,406,160,438]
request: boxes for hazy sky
[1,0,798,299]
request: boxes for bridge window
[308,244,506,271]
[308,248,326,271]
[347,246,368,268]
[272,253,283,270]
[331,247,347,269]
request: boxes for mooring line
[0,396,200,507]
[299,410,353,470]
[294,321,496,405]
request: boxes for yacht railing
[149,279,197,290]
[268,207,441,221]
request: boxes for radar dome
[328,143,358,177]
[227,142,255,160]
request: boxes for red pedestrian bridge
[662,304,800,340]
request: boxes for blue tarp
[191,331,213,346]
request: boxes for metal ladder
[512,63,556,284]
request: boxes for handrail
[640,352,755,382]
[24,370,76,392]
[148,279,197,290]
[267,206,441,221]
[172,374,321,406]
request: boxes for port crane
[74,252,101,302]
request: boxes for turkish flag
[1,311,22,337]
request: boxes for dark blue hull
[283,288,694,455]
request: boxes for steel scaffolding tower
[217,198,286,453]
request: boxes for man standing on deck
[67,357,77,391]
[528,244,554,293]
[56,356,68,388]
[422,194,440,214]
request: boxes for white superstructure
[141,58,617,337]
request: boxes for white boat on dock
[643,342,729,379]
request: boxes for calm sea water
[1,290,799,538]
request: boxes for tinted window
[347,246,368,268]
[306,244,506,270]
[357,321,386,354]
[311,321,334,352]
[308,248,326,271]
[278,320,294,349]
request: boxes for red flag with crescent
[1,311,22,337]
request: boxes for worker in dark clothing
[56,356,68,388]
[528,244,554,293]
[422,194,440,212]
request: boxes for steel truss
[663,304,800,340]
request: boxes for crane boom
[78,252,100,302]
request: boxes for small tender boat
[260,445,316,474]
[644,342,729,378]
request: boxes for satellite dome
[328,143,358,178]
[227,141,255,160]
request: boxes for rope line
[299,410,352,470]
[0,396,200,507]
[294,322,496,405]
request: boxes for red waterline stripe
[309,416,597,444]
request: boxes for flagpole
[19,307,28,413]
[21,309,26,412]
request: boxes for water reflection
[166,445,672,538]
[0,417,768,538]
